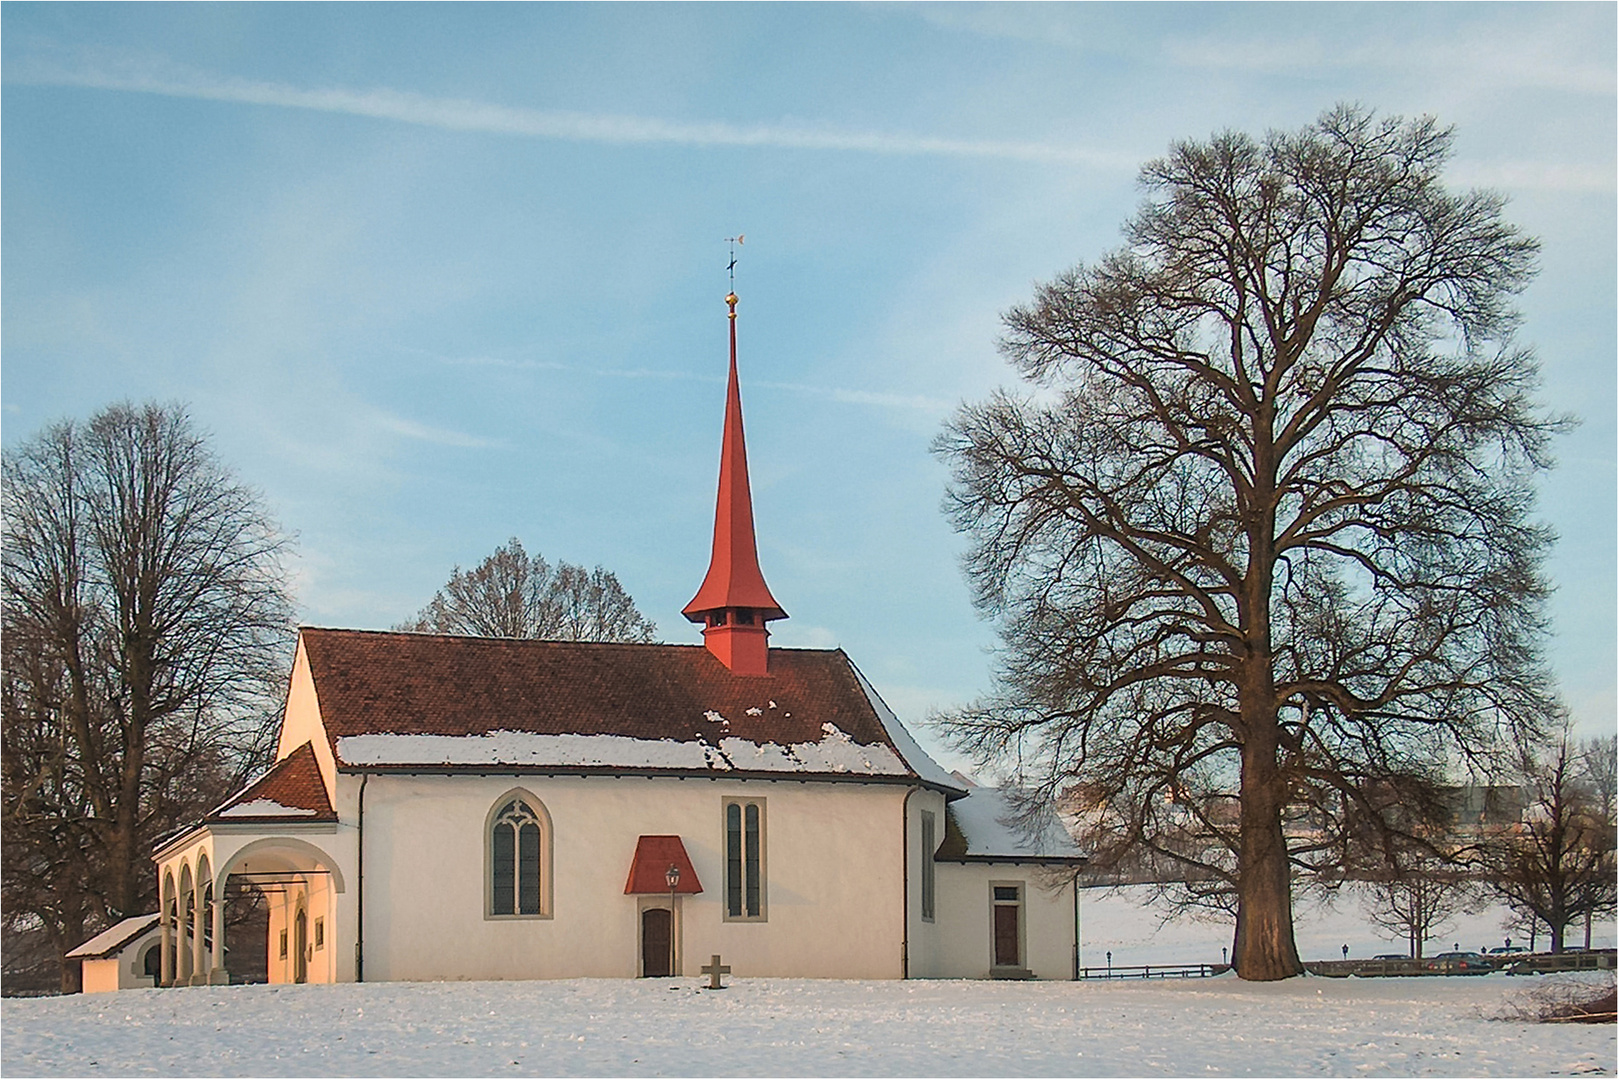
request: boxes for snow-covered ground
[5,973,1614,1077]
[7,887,1611,1077]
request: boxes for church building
[128,290,1084,990]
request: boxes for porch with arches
[153,830,346,987]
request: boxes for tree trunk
[1232,735,1303,979]
[56,910,84,994]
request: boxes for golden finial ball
[726,292,738,306]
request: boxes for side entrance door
[641,908,672,977]
[992,885,1021,968]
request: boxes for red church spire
[684,290,786,675]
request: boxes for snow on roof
[219,799,319,818]
[847,661,967,795]
[66,913,159,959]
[947,786,1084,862]
[336,724,907,776]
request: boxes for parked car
[1372,954,1408,960]
[1426,951,1492,975]
[1486,946,1528,956]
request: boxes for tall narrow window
[724,798,766,920]
[488,795,549,918]
[920,811,936,921]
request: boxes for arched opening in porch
[216,837,345,986]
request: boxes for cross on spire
[725,234,744,288]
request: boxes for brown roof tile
[208,741,336,822]
[298,628,918,779]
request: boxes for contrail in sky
[11,57,1136,168]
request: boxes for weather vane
[725,234,745,290]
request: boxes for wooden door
[293,908,308,984]
[993,904,1020,967]
[642,908,672,977]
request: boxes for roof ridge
[300,627,846,655]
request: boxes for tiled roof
[298,628,955,787]
[207,741,336,823]
[624,835,704,895]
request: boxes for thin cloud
[1161,31,1613,97]
[1448,161,1615,195]
[366,409,499,449]
[434,354,951,412]
[11,55,1135,169]
[755,380,953,414]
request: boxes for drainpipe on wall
[355,772,368,983]
[900,786,919,979]
[1072,869,1082,980]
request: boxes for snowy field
[7,887,1612,1077]
[4,972,1615,1077]
[1078,884,1616,969]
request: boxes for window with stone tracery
[487,794,550,918]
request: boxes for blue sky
[4,3,1614,764]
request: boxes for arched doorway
[293,906,308,984]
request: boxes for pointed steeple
[684,290,786,675]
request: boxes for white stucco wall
[80,957,122,994]
[356,773,918,981]
[926,862,1078,980]
[275,638,339,796]
[902,789,949,977]
[79,926,162,992]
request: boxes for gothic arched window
[487,794,551,918]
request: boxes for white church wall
[358,773,914,981]
[274,640,339,796]
[902,788,949,977]
[930,862,1077,980]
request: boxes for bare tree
[1482,732,1617,953]
[1364,863,1473,959]
[2,403,293,991]
[399,537,656,643]
[1577,734,1617,948]
[936,106,1564,980]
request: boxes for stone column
[192,885,208,985]
[210,884,229,985]
[160,889,175,987]
[177,889,193,984]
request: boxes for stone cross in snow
[701,954,731,990]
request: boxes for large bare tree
[399,537,657,643]
[937,106,1564,979]
[2,403,293,991]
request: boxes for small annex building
[114,290,1084,991]
[66,913,163,992]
